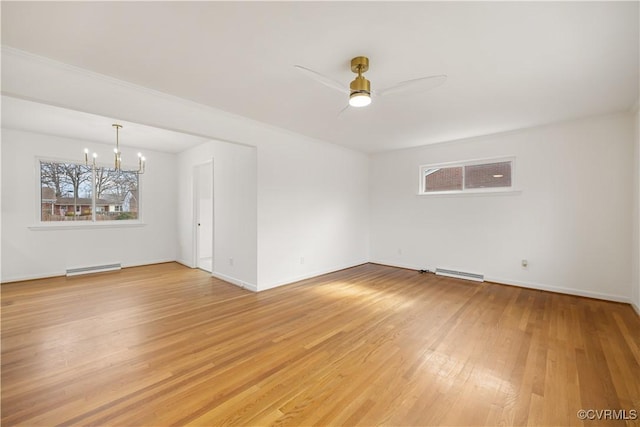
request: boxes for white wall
[177,140,258,290]
[370,113,635,302]
[0,129,3,282]
[1,49,636,303]
[632,107,640,313]
[257,139,369,290]
[176,134,371,292]
[1,128,178,282]
[177,137,370,292]
[1,49,371,290]
[177,136,369,292]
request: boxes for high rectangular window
[423,166,463,192]
[419,158,514,194]
[464,161,512,189]
[40,160,139,222]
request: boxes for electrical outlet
[229,258,234,266]
[521,259,528,268]
[300,256,305,265]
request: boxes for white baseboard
[370,258,633,305]
[258,260,369,292]
[1,270,66,284]
[121,258,176,269]
[211,271,258,292]
[632,301,640,316]
[485,275,631,304]
[1,258,177,284]
[6,258,638,315]
[369,259,423,272]
[175,259,195,269]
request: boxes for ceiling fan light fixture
[295,54,446,114]
[349,73,371,107]
[349,91,371,107]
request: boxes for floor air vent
[435,268,484,282]
[66,263,121,276]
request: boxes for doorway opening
[194,161,213,272]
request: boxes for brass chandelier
[84,124,146,174]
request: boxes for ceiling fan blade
[294,65,349,94]
[376,75,447,98]
[337,104,351,117]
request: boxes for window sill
[29,221,146,231]
[417,189,522,197]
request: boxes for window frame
[418,156,517,196]
[33,156,144,229]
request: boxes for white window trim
[29,222,146,231]
[34,156,144,228]
[418,156,519,196]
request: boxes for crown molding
[0,46,254,133]
[1,46,356,154]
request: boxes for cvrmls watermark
[577,409,637,421]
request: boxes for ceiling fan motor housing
[350,75,371,94]
[350,56,371,96]
[350,56,369,73]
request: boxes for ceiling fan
[294,56,447,113]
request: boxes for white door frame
[193,160,214,272]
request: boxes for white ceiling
[1,96,210,153]
[1,1,638,153]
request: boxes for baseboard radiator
[66,263,121,276]
[435,268,484,282]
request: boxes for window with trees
[40,160,139,222]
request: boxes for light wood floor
[2,263,639,426]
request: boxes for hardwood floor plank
[2,262,639,426]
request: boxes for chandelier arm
[83,124,146,176]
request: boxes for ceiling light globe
[349,93,372,108]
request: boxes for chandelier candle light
[84,124,146,173]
